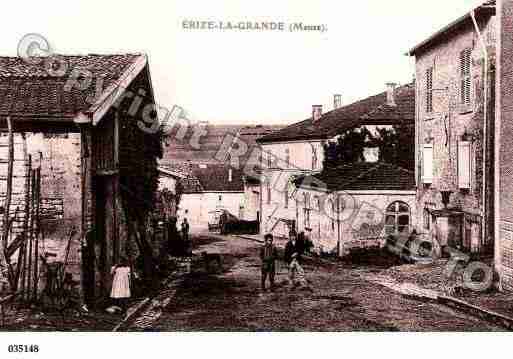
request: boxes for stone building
[407,0,496,255]
[0,54,162,303]
[496,0,513,290]
[293,163,416,256]
[174,163,260,230]
[256,83,416,253]
[157,166,187,221]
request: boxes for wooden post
[26,169,35,301]
[20,155,31,298]
[0,117,13,283]
[33,168,41,300]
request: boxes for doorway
[93,175,118,298]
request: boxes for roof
[161,124,283,164]
[192,164,246,193]
[157,166,189,179]
[407,0,496,56]
[179,176,204,194]
[257,83,415,144]
[158,163,203,193]
[0,54,146,124]
[160,163,259,194]
[294,162,416,192]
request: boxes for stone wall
[0,131,82,292]
[415,15,496,254]
[294,188,417,256]
[497,0,513,290]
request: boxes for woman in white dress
[110,257,131,313]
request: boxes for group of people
[109,217,192,314]
[260,230,311,292]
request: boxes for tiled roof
[294,162,415,192]
[158,163,191,178]
[161,162,258,194]
[0,54,142,120]
[257,83,415,143]
[407,0,495,56]
[192,164,246,193]
[179,176,204,194]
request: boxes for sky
[1,0,485,125]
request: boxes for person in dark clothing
[260,233,278,291]
[166,217,179,256]
[284,231,298,265]
[297,231,306,257]
[284,231,308,289]
[181,218,190,241]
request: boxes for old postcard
[0,0,512,357]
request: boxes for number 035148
[7,344,39,353]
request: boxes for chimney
[333,94,342,109]
[386,82,397,106]
[312,105,323,122]
[363,147,380,163]
[228,168,233,182]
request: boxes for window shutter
[422,144,433,184]
[426,67,433,113]
[460,49,471,104]
[458,141,471,189]
[284,182,289,208]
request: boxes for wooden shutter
[426,67,433,113]
[266,151,272,168]
[458,141,471,189]
[422,144,433,184]
[284,182,289,208]
[460,49,471,104]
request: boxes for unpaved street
[126,233,503,331]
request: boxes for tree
[323,124,414,171]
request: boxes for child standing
[260,233,278,291]
[110,257,131,313]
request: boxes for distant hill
[161,124,284,165]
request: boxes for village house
[169,163,260,230]
[407,0,496,256]
[0,54,162,305]
[256,84,416,255]
[496,0,513,291]
[293,163,416,256]
[157,165,187,221]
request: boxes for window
[458,141,471,189]
[426,67,433,113]
[312,147,318,170]
[267,152,272,168]
[328,199,335,231]
[285,148,290,167]
[423,208,432,230]
[218,195,222,202]
[284,183,289,209]
[460,48,472,105]
[422,143,433,184]
[267,181,271,204]
[385,202,411,236]
[313,196,320,211]
[304,193,311,228]
[304,193,310,209]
